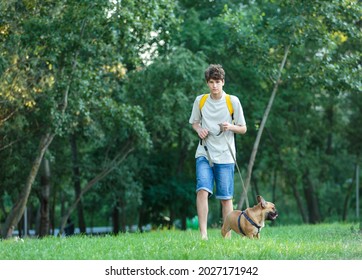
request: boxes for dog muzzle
[267,211,278,221]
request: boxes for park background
[0,0,361,239]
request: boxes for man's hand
[219,122,247,134]
[219,122,232,132]
[192,122,209,139]
[197,127,209,139]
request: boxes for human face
[207,78,224,99]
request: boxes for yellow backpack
[199,93,234,121]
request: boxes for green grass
[1,223,361,260]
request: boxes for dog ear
[257,195,267,208]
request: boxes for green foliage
[0,0,178,230]
[213,0,361,223]
[0,0,361,234]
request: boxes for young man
[189,64,247,240]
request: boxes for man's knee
[197,189,210,199]
[220,199,232,206]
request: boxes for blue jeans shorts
[196,156,235,200]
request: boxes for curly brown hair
[204,64,225,82]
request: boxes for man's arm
[220,122,247,135]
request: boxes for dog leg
[221,221,231,238]
[221,226,231,238]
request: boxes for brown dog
[221,195,278,239]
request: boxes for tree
[2,0,85,238]
[38,157,51,237]
[220,0,361,220]
[1,0,176,238]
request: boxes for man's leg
[197,189,209,240]
[195,157,213,240]
[221,199,233,238]
[214,162,235,238]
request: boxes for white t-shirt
[189,92,246,164]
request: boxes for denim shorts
[196,156,235,200]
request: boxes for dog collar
[239,211,262,235]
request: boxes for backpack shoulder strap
[225,94,234,116]
[199,94,209,111]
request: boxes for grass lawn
[1,223,361,260]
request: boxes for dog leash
[218,125,249,208]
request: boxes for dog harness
[237,211,261,236]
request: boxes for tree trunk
[17,217,23,237]
[112,203,119,234]
[238,44,290,210]
[39,157,51,237]
[302,170,322,223]
[120,196,127,233]
[59,145,134,234]
[177,135,190,230]
[289,175,308,223]
[181,214,187,231]
[0,200,7,220]
[356,163,361,233]
[272,169,277,203]
[138,207,146,233]
[325,105,334,155]
[70,134,86,233]
[177,132,188,175]
[252,174,260,199]
[50,183,57,235]
[342,176,354,221]
[1,133,54,238]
